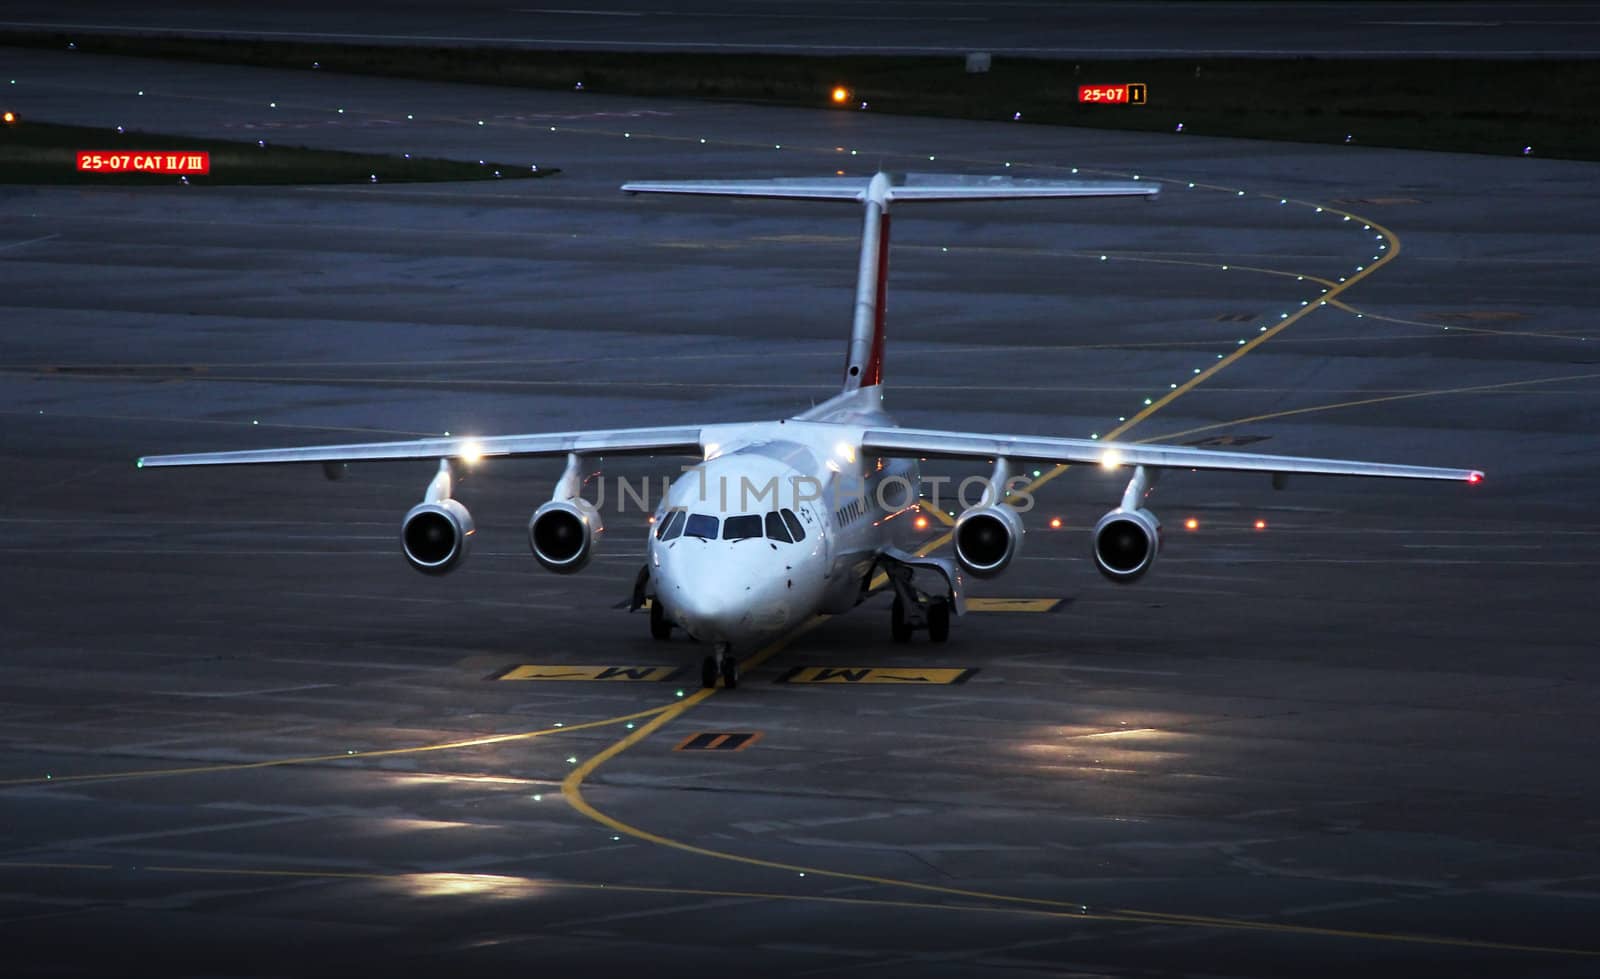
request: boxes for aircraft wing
[859,427,1483,483]
[137,425,706,468]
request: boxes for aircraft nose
[655,542,793,642]
[667,585,741,643]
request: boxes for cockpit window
[683,513,719,540]
[780,508,806,542]
[765,511,792,543]
[723,514,763,540]
[657,510,686,541]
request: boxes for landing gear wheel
[927,598,950,643]
[720,653,739,690]
[701,655,718,689]
[891,597,913,643]
[649,599,672,640]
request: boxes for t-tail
[621,172,1159,396]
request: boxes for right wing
[137,425,705,469]
[860,427,1483,483]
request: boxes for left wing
[138,425,705,468]
[860,427,1483,483]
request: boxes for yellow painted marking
[965,598,1062,613]
[497,665,678,682]
[0,702,676,788]
[674,731,763,752]
[558,635,1597,957]
[1144,370,1600,445]
[776,666,975,685]
[1016,198,1406,502]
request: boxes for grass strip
[0,117,555,185]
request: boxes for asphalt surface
[3,48,1600,979]
[4,0,1600,57]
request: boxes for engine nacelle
[529,498,603,574]
[953,503,1024,578]
[1092,507,1161,583]
[401,498,474,575]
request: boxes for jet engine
[529,497,603,574]
[954,503,1024,578]
[401,498,474,575]
[1092,507,1160,583]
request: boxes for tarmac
[2,47,1599,978]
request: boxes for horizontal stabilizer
[622,172,1158,205]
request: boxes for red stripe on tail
[860,213,889,387]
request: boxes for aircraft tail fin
[622,173,1158,394]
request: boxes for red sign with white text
[77,151,210,174]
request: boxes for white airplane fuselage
[649,399,920,646]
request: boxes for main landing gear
[701,644,738,690]
[881,558,954,645]
[891,594,950,644]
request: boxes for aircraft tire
[891,597,913,643]
[701,655,718,689]
[650,599,672,640]
[927,598,950,643]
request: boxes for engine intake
[954,503,1024,578]
[529,498,603,574]
[401,498,474,575]
[1092,507,1160,583]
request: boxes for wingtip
[1466,470,1484,484]
[135,457,144,469]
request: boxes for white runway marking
[0,234,60,252]
[153,683,336,698]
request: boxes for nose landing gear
[649,597,673,640]
[701,644,739,689]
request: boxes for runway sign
[494,665,681,682]
[776,667,976,685]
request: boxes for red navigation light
[1467,472,1483,484]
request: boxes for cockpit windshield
[683,513,719,540]
[664,510,805,545]
[764,511,791,543]
[723,514,763,540]
[656,510,686,541]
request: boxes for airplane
[140,171,1483,690]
